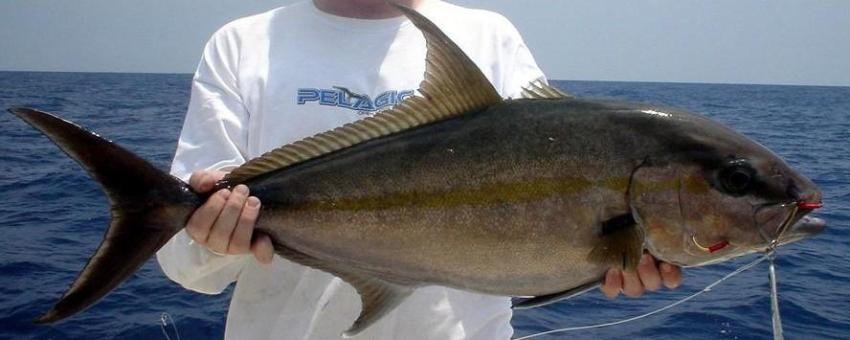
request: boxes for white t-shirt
[156,1,545,339]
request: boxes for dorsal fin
[521,79,573,99]
[221,4,502,186]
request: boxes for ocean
[1,71,848,339]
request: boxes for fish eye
[718,160,756,196]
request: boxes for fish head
[627,108,824,267]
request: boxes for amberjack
[10,5,824,337]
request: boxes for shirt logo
[297,86,414,116]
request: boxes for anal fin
[587,213,644,271]
[341,275,413,338]
[271,243,413,337]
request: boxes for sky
[1,0,848,86]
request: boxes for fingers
[602,268,645,299]
[621,269,644,298]
[660,262,683,289]
[636,253,662,292]
[601,268,623,298]
[228,196,261,254]
[207,185,250,253]
[186,188,231,244]
[185,170,271,263]
[601,256,683,299]
[252,233,274,264]
[184,180,266,255]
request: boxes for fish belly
[259,194,612,296]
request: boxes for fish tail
[9,107,201,324]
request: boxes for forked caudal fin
[8,107,201,323]
[11,1,541,334]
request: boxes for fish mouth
[689,213,824,266]
[774,198,825,243]
[775,215,826,246]
[754,196,824,250]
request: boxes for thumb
[251,233,274,265]
[189,170,228,192]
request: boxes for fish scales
[249,99,648,296]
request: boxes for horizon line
[0,69,847,89]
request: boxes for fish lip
[790,215,826,235]
[774,215,826,246]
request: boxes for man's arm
[156,25,272,294]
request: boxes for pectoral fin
[518,213,643,310]
[587,213,644,271]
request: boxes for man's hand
[601,253,682,298]
[185,170,274,264]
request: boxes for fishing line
[518,201,810,340]
[764,203,799,340]
[159,312,182,340]
[768,252,784,340]
[514,254,768,340]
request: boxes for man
[156,1,682,339]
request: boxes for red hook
[797,201,823,210]
[708,240,730,253]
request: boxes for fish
[9,4,824,337]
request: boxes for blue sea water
[0,71,848,339]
